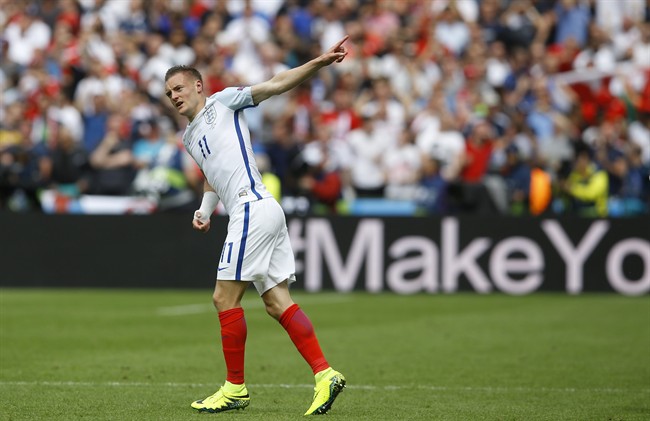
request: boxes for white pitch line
[156,303,214,316]
[0,381,648,394]
[156,294,352,316]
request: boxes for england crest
[204,105,217,125]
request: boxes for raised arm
[251,35,349,105]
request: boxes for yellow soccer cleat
[304,368,346,415]
[190,385,250,413]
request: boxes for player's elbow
[252,82,281,104]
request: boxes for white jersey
[181,87,272,214]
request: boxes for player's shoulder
[210,86,249,101]
[209,86,254,111]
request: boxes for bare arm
[251,35,349,105]
[90,132,133,169]
[202,179,215,193]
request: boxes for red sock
[218,307,247,384]
[279,304,329,374]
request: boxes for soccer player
[164,36,349,415]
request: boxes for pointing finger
[333,35,349,49]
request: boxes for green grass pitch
[1,289,648,420]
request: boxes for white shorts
[216,197,296,295]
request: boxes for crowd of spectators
[1,0,649,217]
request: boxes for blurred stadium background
[1,0,649,420]
[1,0,649,217]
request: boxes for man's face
[165,72,203,119]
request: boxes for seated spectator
[383,126,422,201]
[485,41,512,88]
[554,0,591,48]
[218,1,271,84]
[0,99,51,211]
[357,77,406,144]
[478,0,503,45]
[89,114,136,196]
[607,146,649,216]
[159,27,196,67]
[450,119,499,213]
[265,119,302,193]
[132,120,165,169]
[138,32,174,101]
[434,3,470,57]
[319,88,362,142]
[500,144,532,215]
[526,85,557,144]
[595,0,646,37]
[537,114,575,176]
[3,6,52,68]
[293,123,343,213]
[460,119,494,183]
[346,111,390,198]
[81,92,110,153]
[73,57,128,115]
[416,154,448,215]
[411,95,466,181]
[573,23,617,73]
[627,144,650,211]
[0,102,25,153]
[131,120,193,210]
[559,143,609,217]
[498,0,543,49]
[297,148,342,214]
[118,0,150,43]
[42,125,91,197]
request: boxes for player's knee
[211,292,221,310]
[264,302,284,320]
[212,291,235,312]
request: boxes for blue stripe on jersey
[235,202,250,280]
[234,110,263,200]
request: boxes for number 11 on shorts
[220,242,233,264]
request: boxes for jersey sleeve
[210,86,255,110]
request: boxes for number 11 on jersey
[199,135,211,158]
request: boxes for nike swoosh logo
[218,267,229,271]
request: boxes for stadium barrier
[0,212,648,295]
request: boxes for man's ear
[196,80,203,94]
